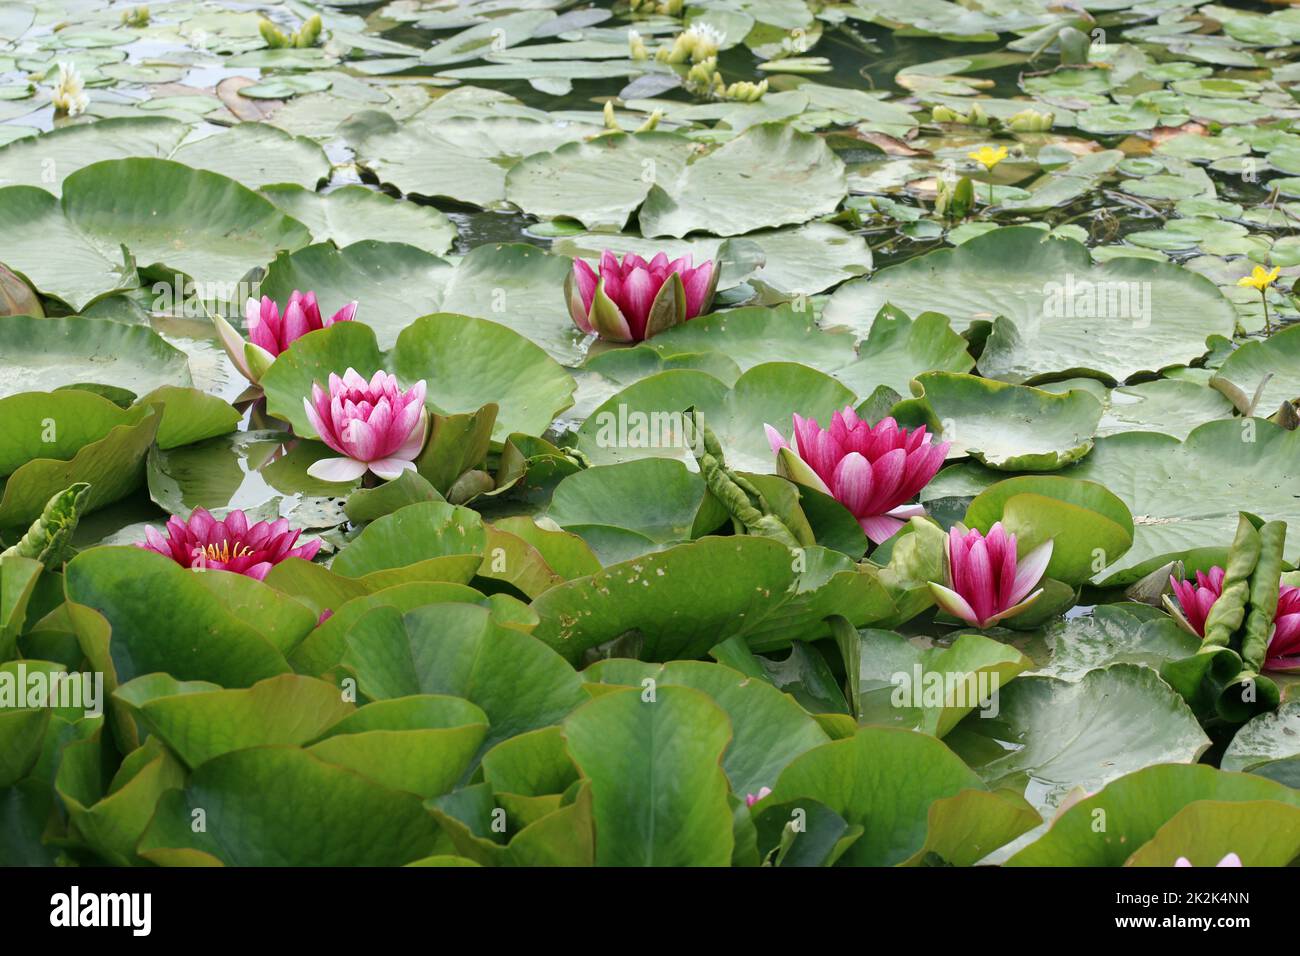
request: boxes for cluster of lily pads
[2,0,1300,869]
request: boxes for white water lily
[50,62,88,117]
[683,22,725,60]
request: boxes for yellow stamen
[204,540,253,563]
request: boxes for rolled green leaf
[1217,671,1281,723]
[0,482,91,570]
[1201,514,1261,650]
[691,413,802,549]
[1241,520,1286,673]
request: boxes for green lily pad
[761,726,1037,866]
[1040,377,1237,439]
[823,227,1237,384]
[553,222,871,297]
[1017,604,1201,681]
[505,131,695,231]
[1210,323,1300,416]
[137,746,442,865]
[0,405,160,528]
[0,316,191,400]
[437,242,584,366]
[0,158,311,310]
[357,113,597,207]
[338,602,586,751]
[170,123,330,190]
[562,685,734,866]
[113,673,355,768]
[1124,799,1300,867]
[575,363,856,474]
[530,536,798,664]
[261,185,457,256]
[55,732,185,866]
[1221,701,1300,772]
[547,458,716,545]
[64,547,296,688]
[893,372,1103,471]
[0,116,186,195]
[307,695,489,798]
[582,659,830,797]
[1007,763,1300,865]
[640,123,847,238]
[840,626,1032,737]
[947,664,1210,816]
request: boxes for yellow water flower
[967,145,1007,171]
[1238,265,1283,332]
[1238,265,1280,291]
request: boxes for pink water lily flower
[928,523,1054,629]
[215,290,357,384]
[745,787,772,807]
[1266,584,1300,671]
[139,507,320,580]
[1174,853,1242,867]
[1166,567,1225,638]
[567,250,716,342]
[764,408,949,543]
[304,368,429,482]
[1166,568,1300,672]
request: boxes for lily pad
[823,227,1237,384]
[563,685,734,866]
[893,372,1103,471]
[261,185,457,257]
[639,123,847,238]
[946,664,1210,815]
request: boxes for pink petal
[859,514,905,544]
[765,423,789,455]
[307,457,369,483]
[620,266,658,341]
[928,582,980,627]
[1006,539,1053,608]
[369,457,418,480]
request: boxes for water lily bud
[1008,108,1054,132]
[663,0,684,14]
[294,13,322,48]
[603,100,622,131]
[121,5,149,26]
[969,102,988,126]
[634,109,663,133]
[663,32,692,64]
[0,263,41,317]
[628,30,648,60]
[686,57,715,89]
[259,17,290,48]
[932,105,957,123]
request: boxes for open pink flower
[1166,567,1225,638]
[304,368,429,482]
[1265,584,1300,671]
[745,786,772,808]
[139,507,320,580]
[567,250,716,342]
[215,290,356,384]
[1175,853,1242,867]
[765,408,949,543]
[928,523,1053,629]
